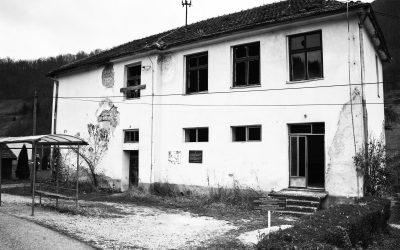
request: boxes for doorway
[289,123,325,189]
[129,150,139,187]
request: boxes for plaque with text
[189,150,202,163]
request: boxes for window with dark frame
[186,52,208,94]
[124,129,139,143]
[232,125,261,142]
[126,64,142,99]
[289,31,323,81]
[233,42,260,87]
[184,128,209,142]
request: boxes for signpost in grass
[254,196,286,228]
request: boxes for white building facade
[49,1,390,198]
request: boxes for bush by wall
[257,197,391,249]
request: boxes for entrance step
[256,188,328,215]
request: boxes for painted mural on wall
[102,63,114,88]
[96,98,120,133]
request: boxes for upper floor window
[289,31,323,81]
[232,125,261,142]
[233,42,260,87]
[184,127,209,142]
[126,64,141,99]
[186,52,208,94]
[124,129,139,143]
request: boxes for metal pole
[56,146,59,209]
[33,89,38,136]
[76,146,79,210]
[0,147,2,206]
[31,143,36,216]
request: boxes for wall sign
[189,150,203,163]
[102,63,114,88]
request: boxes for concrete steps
[254,188,328,215]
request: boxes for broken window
[232,125,261,142]
[124,129,139,143]
[126,64,141,98]
[186,52,208,94]
[184,128,209,142]
[233,42,260,87]
[289,31,323,81]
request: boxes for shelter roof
[0,134,88,146]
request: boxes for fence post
[31,143,37,216]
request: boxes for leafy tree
[15,144,30,179]
[72,123,110,187]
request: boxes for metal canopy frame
[0,134,88,216]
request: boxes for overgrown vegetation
[257,197,391,249]
[15,144,30,179]
[354,138,398,196]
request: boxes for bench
[35,184,78,209]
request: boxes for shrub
[354,139,397,196]
[256,197,391,249]
[15,144,30,179]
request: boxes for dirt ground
[0,192,297,249]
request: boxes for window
[184,128,209,142]
[126,64,141,98]
[289,31,323,81]
[124,129,139,143]
[186,52,208,93]
[232,125,261,141]
[233,42,260,86]
[289,123,325,134]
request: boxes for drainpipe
[358,17,369,197]
[148,56,155,186]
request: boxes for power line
[44,81,390,100]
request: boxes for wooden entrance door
[129,150,139,187]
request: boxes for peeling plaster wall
[54,15,382,197]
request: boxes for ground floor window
[232,125,261,142]
[184,128,209,142]
[124,129,139,143]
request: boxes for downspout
[359,15,369,197]
[148,56,155,186]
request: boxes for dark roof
[0,145,17,159]
[48,0,384,77]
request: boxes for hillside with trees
[0,50,101,137]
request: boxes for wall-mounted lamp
[141,66,152,71]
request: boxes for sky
[0,0,373,60]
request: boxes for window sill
[184,141,209,143]
[232,140,262,143]
[231,84,261,89]
[184,91,208,96]
[286,78,324,84]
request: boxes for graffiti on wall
[168,151,181,165]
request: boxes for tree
[15,144,30,179]
[72,123,110,187]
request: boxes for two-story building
[48,0,390,200]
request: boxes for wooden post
[33,89,38,136]
[31,143,37,216]
[76,146,79,210]
[0,147,2,206]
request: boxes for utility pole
[182,0,192,27]
[33,89,38,136]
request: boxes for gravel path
[0,194,237,249]
[0,212,93,250]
